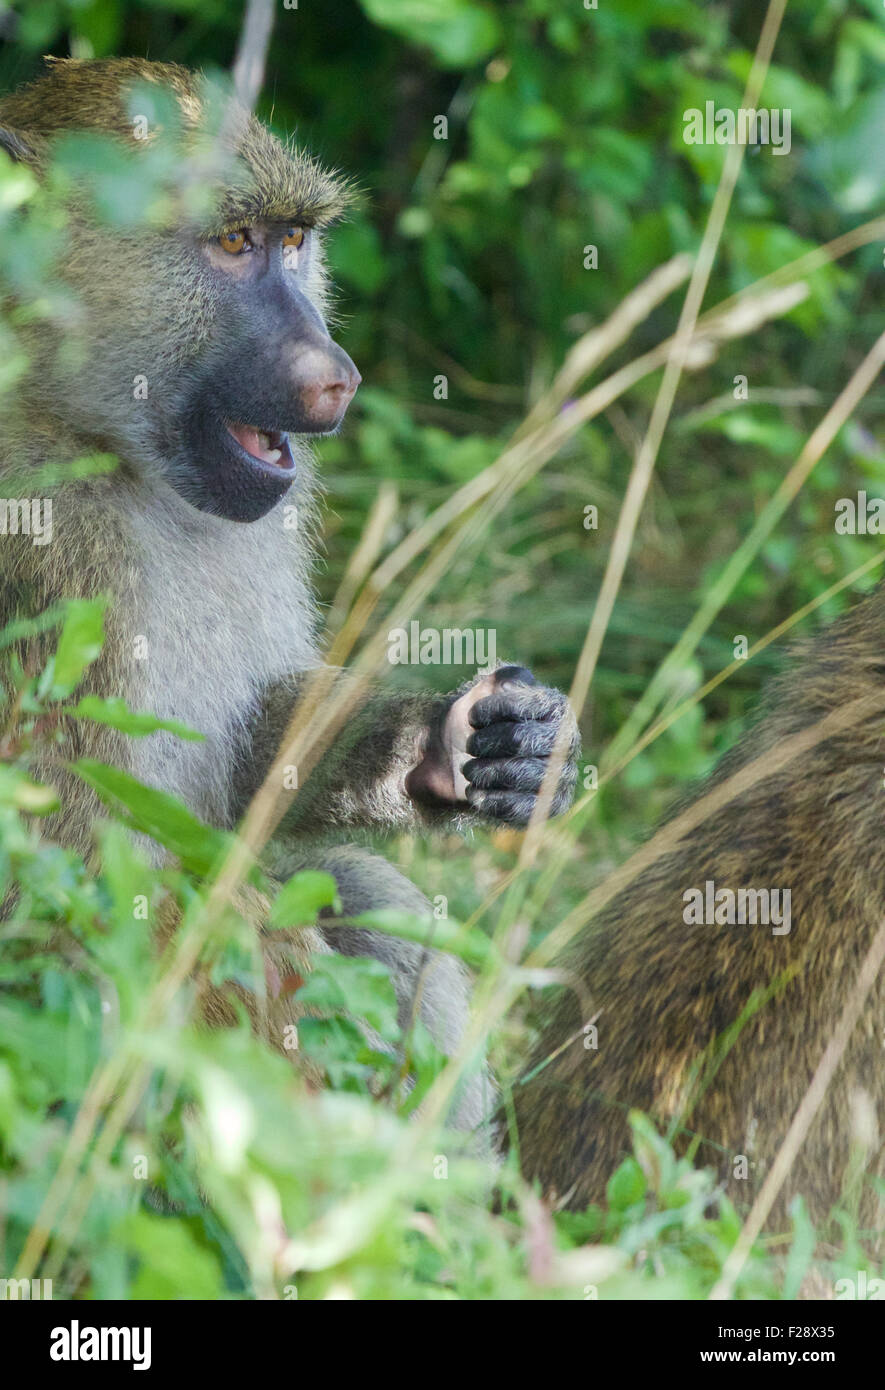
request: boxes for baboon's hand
[406,666,579,824]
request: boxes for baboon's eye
[218,229,251,255]
[282,227,305,250]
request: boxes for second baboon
[514,586,885,1228]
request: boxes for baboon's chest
[124,490,318,828]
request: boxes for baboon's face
[0,59,360,525]
[174,220,360,522]
[46,213,361,524]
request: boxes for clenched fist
[406,665,580,824]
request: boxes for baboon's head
[0,57,360,522]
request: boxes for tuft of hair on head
[0,56,354,230]
[0,56,199,139]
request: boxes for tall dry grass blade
[518,0,790,866]
[515,253,693,439]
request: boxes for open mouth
[224,422,295,472]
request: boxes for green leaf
[269,870,339,928]
[0,766,58,814]
[396,1016,449,1117]
[70,0,124,58]
[69,759,231,875]
[19,452,117,492]
[328,218,389,294]
[67,695,204,741]
[807,87,885,215]
[53,133,175,230]
[349,908,498,970]
[48,598,107,699]
[606,1156,647,1212]
[91,821,157,1015]
[121,1211,224,1300]
[298,1015,395,1091]
[628,1111,678,1194]
[298,954,399,1040]
[358,0,500,67]
[783,1196,817,1299]
[0,604,66,653]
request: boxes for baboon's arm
[235,665,579,833]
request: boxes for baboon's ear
[0,126,37,166]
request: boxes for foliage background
[1,0,885,1300]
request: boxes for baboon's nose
[294,346,361,430]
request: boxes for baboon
[514,588,885,1228]
[0,58,578,1127]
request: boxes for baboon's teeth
[224,421,291,469]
